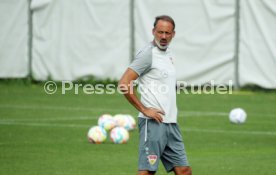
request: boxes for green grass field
[0,82,276,175]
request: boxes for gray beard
[155,39,168,50]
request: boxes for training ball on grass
[87,126,107,144]
[113,114,136,131]
[229,108,247,124]
[125,114,136,131]
[110,127,129,144]
[98,114,116,131]
[113,114,128,128]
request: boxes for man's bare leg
[173,166,192,175]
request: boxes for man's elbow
[118,78,129,94]
[118,78,124,87]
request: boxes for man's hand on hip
[142,107,165,123]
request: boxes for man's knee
[174,166,192,175]
[183,167,192,175]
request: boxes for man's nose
[161,33,166,39]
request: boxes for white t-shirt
[129,42,177,123]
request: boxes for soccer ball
[113,114,136,131]
[229,108,247,124]
[113,114,128,128]
[98,114,116,131]
[87,126,107,144]
[125,114,136,130]
[110,127,129,144]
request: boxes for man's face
[152,20,175,50]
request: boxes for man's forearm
[123,89,146,114]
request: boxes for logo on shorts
[147,155,157,165]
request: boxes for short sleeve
[129,45,152,76]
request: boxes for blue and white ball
[110,127,129,144]
[113,114,128,127]
[125,114,136,130]
[98,114,116,131]
[114,114,136,131]
[229,108,247,124]
[87,126,107,144]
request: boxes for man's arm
[118,68,164,123]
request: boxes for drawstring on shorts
[144,119,148,142]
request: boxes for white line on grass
[0,104,275,118]
[0,116,98,122]
[178,111,228,117]
[0,104,132,113]
[0,112,229,124]
[182,128,276,136]
[0,121,275,136]
[0,121,90,128]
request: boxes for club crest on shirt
[161,69,169,78]
[147,155,157,165]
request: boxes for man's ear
[152,28,155,35]
[172,31,175,38]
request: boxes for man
[119,15,192,175]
